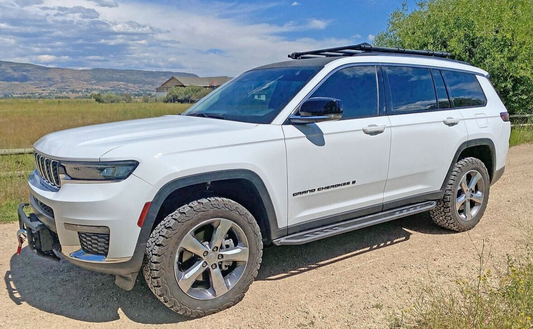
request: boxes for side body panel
[384,110,469,202]
[283,116,391,227]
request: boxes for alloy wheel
[456,169,485,221]
[174,218,249,300]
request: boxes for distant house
[156,76,232,96]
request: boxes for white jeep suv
[18,43,510,317]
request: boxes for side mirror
[289,97,343,124]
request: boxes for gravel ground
[1,144,532,329]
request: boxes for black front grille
[78,232,110,256]
[34,152,61,188]
[36,198,54,218]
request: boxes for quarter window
[311,66,378,120]
[441,71,487,108]
[384,66,437,112]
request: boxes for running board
[273,201,436,246]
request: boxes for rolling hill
[0,60,197,98]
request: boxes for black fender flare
[440,138,496,190]
[140,169,284,243]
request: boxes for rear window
[441,71,487,108]
[384,66,437,113]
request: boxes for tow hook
[16,229,27,255]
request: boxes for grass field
[0,99,190,223]
[0,99,190,149]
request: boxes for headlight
[61,161,139,181]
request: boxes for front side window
[183,67,321,124]
[441,71,487,108]
[384,66,437,113]
[310,65,378,120]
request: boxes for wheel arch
[441,138,496,190]
[140,170,283,246]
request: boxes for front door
[283,65,391,231]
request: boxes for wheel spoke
[460,175,469,193]
[219,246,249,263]
[180,233,210,257]
[209,267,229,296]
[210,219,233,250]
[468,172,482,190]
[456,194,466,209]
[465,200,472,220]
[471,192,484,204]
[177,260,207,292]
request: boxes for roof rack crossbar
[288,42,451,59]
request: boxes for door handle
[362,125,386,136]
[443,117,460,127]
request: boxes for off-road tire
[430,157,490,232]
[143,197,263,317]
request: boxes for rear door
[382,66,469,207]
[283,65,391,230]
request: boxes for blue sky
[0,0,417,76]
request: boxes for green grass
[0,99,190,149]
[0,99,190,223]
[390,247,533,329]
[510,127,533,147]
[0,154,34,223]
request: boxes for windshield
[183,66,322,124]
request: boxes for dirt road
[1,144,532,329]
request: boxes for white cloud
[291,1,300,5]
[352,34,362,39]
[87,0,118,8]
[35,55,69,62]
[367,34,375,42]
[306,19,328,30]
[50,6,100,19]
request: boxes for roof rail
[288,42,451,60]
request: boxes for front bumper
[18,171,156,290]
[17,202,147,290]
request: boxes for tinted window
[384,66,437,112]
[311,66,378,119]
[184,67,321,124]
[442,71,486,108]
[432,70,451,109]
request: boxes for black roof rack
[288,42,451,60]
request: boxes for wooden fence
[510,114,533,127]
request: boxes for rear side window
[384,66,437,113]
[311,65,378,119]
[441,71,487,108]
[432,70,451,109]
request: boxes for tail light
[500,112,510,122]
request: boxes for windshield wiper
[187,113,226,120]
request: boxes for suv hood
[34,115,256,161]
